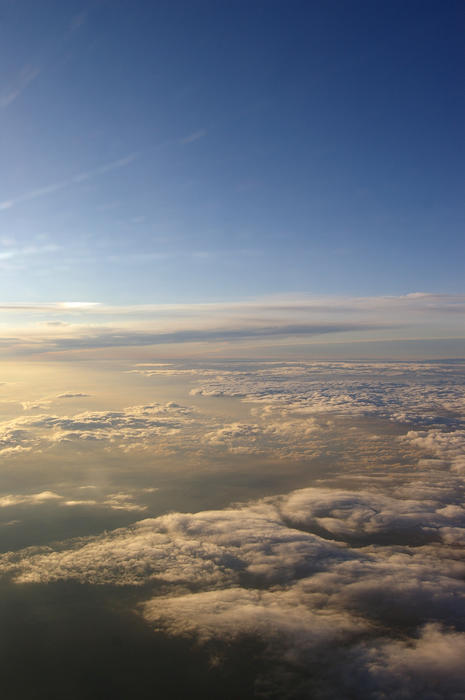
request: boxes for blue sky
[0,0,463,307]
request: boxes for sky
[0,0,463,317]
[1,4,465,697]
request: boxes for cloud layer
[0,359,464,697]
[0,293,463,357]
[1,479,464,697]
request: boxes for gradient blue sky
[0,0,463,306]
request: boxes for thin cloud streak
[0,245,61,261]
[0,322,388,356]
[0,293,461,358]
[1,3,95,113]
[72,153,138,183]
[0,293,463,315]
[0,153,138,211]
[0,302,101,311]
[179,129,207,144]
[45,322,385,350]
[0,65,41,110]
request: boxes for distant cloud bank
[0,293,462,358]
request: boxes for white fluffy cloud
[1,362,464,469]
[1,480,463,696]
[0,359,464,696]
[190,361,465,429]
[0,490,61,507]
[357,624,465,699]
[0,489,148,513]
[279,487,465,539]
[403,429,465,474]
[0,401,199,456]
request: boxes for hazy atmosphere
[0,2,464,698]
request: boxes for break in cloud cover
[1,0,464,698]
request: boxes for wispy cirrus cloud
[0,244,61,263]
[40,322,385,351]
[0,292,463,318]
[0,302,100,312]
[0,153,138,211]
[0,293,462,358]
[0,65,41,110]
[72,153,138,183]
[69,10,88,33]
[179,129,207,145]
[1,3,93,113]
[0,322,390,358]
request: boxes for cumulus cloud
[355,624,465,699]
[403,429,465,474]
[0,491,61,507]
[279,487,465,541]
[0,488,148,513]
[143,587,368,651]
[0,359,464,696]
[204,423,264,453]
[0,478,464,696]
[21,400,52,411]
[0,396,326,461]
[2,362,465,472]
[21,392,90,411]
[0,425,36,455]
[190,360,465,429]
[0,497,349,586]
[0,482,463,599]
[0,401,199,456]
